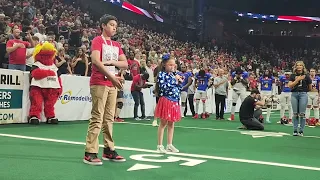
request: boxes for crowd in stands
[1,0,320,86]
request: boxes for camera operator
[238,89,266,131]
[131,72,151,120]
[6,27,35,71]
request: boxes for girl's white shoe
[157,145,167,154]
[152,120,158,127]
[166,144,179,153]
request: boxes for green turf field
[0,111,320,180]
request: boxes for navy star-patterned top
[158,71,182,102]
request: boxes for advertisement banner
[0,69,24,124]
[55,75,92,121]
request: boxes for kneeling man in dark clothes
[239,89,267,130]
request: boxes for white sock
[202,102,206,113]
[181,106,186,116]
[195,101,200,114]
[288,105,293,119]
[314,108,319,119]
[266,108,271,121]
[306,108,311,119]
[280,106,285,118]
[231,105,236,115]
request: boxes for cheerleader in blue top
[155,54,183,153]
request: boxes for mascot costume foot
[28,42,62,125]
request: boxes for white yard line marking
[119,122,320,139]
[121,122,240,132]
[303,135,320,139]
[0,133,319,171]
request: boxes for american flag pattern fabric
[235,11,320,22]
[106,0,164,22]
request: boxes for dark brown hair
[99,14,118,29]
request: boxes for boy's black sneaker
[102,148,126,162]
[293,131,298,136]
[83,152,103,166]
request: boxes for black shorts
[117,90,124,99]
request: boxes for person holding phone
[131,72,151,120]
[288,61,312,137]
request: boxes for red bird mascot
[28,42,62,125]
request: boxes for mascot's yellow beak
[33,41,57,59]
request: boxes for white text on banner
[0,69,24,124]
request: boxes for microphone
[172,67,178,75]
[173,70,184,83]
[173,71,177,76]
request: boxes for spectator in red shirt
[83,15,128,166]
[131,72,150,120]
[127,51,140,77]
[248,73,258,90]
[6,28,34,71]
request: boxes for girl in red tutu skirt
[154,54,184,153]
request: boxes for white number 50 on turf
[130,154,206,166]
